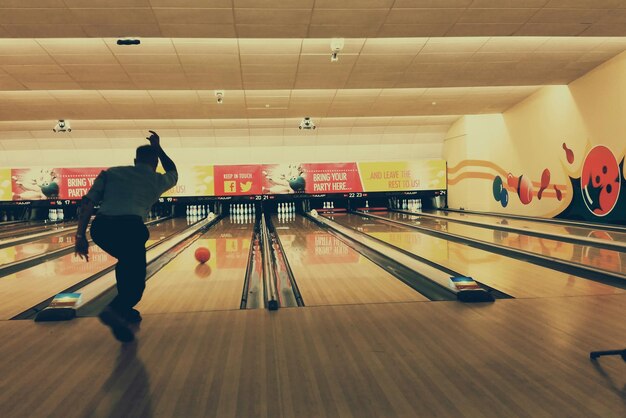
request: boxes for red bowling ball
[194,247,211,264]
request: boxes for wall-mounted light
[330,38,344,63]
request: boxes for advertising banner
[359,160,447,192]
[58,168,106,200]
[161,165,214,198]
[213,165,263,196]
[1,159,446,201]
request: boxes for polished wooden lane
[136,219,254,314]
[0,230,77,267]
[430,209,626,243]
[274,215,429,306]
[329,214,624,299]
[0,295,623,417]
[0,218,190,320]
[0,221,75,242]
[378,211,626,277]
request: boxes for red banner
[11,168,61,200]
[262,162,363,194]
[302,163,362,194]
[59,168,105,200]
[214,165,263,196]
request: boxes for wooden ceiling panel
[152,8,234,25]
[80,24,162,38]
[386,9,465,25]
[446,23,523,36]
[3,3,626,37]
[70,9,157,25]
[159,24,237,38]
[235,9,311,25]
[458,8,539,24]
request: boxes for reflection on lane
[0,221,75,242]
[381,212,626,277]
[0,231,78,266]
[0,218,186,267]
[137,218,254,314]
[0,218,191,320]
[327,213,623,299]
[275,215,428,306]
[430,209,626,244]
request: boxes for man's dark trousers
[90,215,149,315]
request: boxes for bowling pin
[57,208,64,221]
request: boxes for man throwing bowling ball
[74,131,177,342]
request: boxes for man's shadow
[88,337,153,418]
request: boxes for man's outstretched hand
[74,236,89,262]
[147,130,160,148]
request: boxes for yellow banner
[358,160,446,192]
[0,168,11,201]
[161,165,214,197]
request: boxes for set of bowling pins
[48,208,64,222]
[321,202,335,211]
[229,212,255,224]
[186,204,210,218]
[0,211,14,222]
[277,211,295,223]
[390,199,422,211]
[230,204,255,216]
[277,202,295,214]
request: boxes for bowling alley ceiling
[3,1,626,38]
[2,1,626,151]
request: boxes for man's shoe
[98,307,134,343]
[124,309,142,324]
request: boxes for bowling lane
[136,218,254,314]
[0,218,191,320]
[427,209,626,245]
[0,230,78,267]
[0,221,74,242]
[328,213,624,299]
[273,215,429,306]
[378,211,626,277]
[0,220,38,232]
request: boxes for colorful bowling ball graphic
[580,145,621,216]
[492,176,503,200]
[500,189,509,207]
[517,175,533,205]
[492,175,509,207]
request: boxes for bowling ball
[500,188,509,207]
[492,176,503,201]
[194,247,211,264]
[517,175,533,205]
[580,145,621,216]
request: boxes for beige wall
[443,51,626,217]
[0,142,443,169]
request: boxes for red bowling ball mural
[489,143,625,224]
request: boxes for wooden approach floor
[0,295,625,418]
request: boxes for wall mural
[448,142,625,225]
